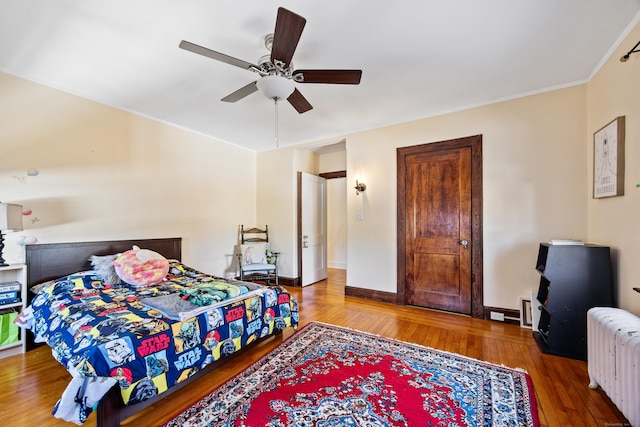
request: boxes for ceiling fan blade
[179,40,258,71]
[221,82,258,102]
[293,69,362,84]
[270,7,306,68]
[287,88,313,114]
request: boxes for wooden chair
[236,225,278,285]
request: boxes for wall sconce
[354,180,366,195]
[620,40,640,62]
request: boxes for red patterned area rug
[164,322,539,427]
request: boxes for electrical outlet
[490,311,505,321]
[357,211,364,220]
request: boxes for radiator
[587,307,640,427]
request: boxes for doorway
[296,142,348,287]
[396,135,483,318]
[298,172,328,286]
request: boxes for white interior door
[299,172,327,286]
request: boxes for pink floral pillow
[113,246,169,287]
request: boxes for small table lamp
[0,203,23,267]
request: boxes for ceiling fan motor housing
[264,33,274,51]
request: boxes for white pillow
[240,242,267,265]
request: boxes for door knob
[459,239,469,249]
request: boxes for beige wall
[255,148,301,278]
[318,150,347,172]
[587,23,640,315]
[326,178,347,269]
[1,71,257,278]
[319,150,348,270]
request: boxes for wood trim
[345,286,396,303]
[277,276,300,287]
[319,170,347,179]
[233,276,299,287]
[296,172,303,286]
[483,306,521,326]
[396,135,484,318]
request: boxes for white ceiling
[2,1,640,152]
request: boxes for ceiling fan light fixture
[257,75,295,100]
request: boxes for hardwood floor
[0,269,630,426]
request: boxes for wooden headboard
[26,237,182,291]
[24,237,181,351]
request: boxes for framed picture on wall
[593,116,625,198]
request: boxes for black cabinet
[533,243,614,360]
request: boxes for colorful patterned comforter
[22,261,299,424]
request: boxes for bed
[21,237,299,427]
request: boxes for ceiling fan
[179,7,362,114]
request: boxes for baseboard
[327,261,347,269]
[235,276,299,287]
[345,286,396,303]
[287,279,518,324]
[483,306,520,325]
[278,276,299,287]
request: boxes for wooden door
[397,135,483,317]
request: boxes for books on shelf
[0,284,21,305]
[548,239,584,246]
[0,282,22,306]
[0,281,21,292]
